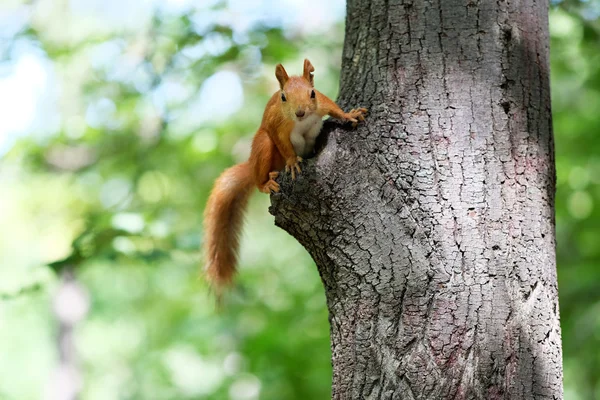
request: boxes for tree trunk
[270,0,563,398]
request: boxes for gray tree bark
[270,0,563,399]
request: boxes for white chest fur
[289,114,324,157]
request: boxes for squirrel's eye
[310,90,315,99]
[281,93,286,102]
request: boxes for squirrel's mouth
[296,112,311,121]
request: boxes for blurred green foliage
[0,0,598,399]
[551,3,600,400]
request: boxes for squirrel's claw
[268,180,280,193]
[345,108,368,127]
[285,156,303,180]
[259,171,280,193]
[261,179,280,193]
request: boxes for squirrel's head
[275,59,317,121]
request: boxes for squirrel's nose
[295,110,305,118]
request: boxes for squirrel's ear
[275,64,289,89]
[303,59,315,86]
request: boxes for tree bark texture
[270,0,563,399]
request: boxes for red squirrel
[203,59,367,288]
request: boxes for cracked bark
[269,0,563,399]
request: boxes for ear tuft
[303,59,315,86]
[275,64,289,90]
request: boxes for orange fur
[203,59,367,290]
[204,162,254,287]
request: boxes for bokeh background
[0,0,598,399]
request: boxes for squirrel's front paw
[285,156,303,180]
[345,108,368,127]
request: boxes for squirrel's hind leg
[251,132,282,193]
[259,172,280,193]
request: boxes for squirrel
[203,59,367,289]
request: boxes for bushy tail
[203,162,254,288]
